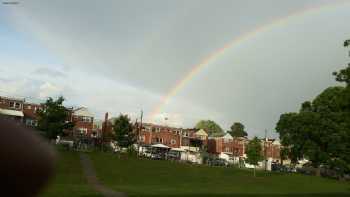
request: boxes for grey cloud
[4,0,350,137]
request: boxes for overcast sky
[1,0,349,137]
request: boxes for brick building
[208,133,247,157]
[138,123,182,148]
[137,123,208,149]
[71,107,94,137]
[23,103,43,127]
[261,138,281,161]
[0,96,25,122]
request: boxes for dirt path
[80,153,127,197]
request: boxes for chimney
[102,112,109,134]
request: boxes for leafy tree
[280,146,290,165]
[246,137,263,176]
[195,120,223,136]
[113,114,136,148]
[228,122,248,137]
[37,97,73,139]
[276,40,350,176]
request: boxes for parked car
[271,163,296,173]
[208,158,228,167]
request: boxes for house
[208,133,247,160]
[0,96,25,122]
[92,119,103,138]
[138,123,212,149]
[139,123,182,148]
[71,107,94,137]
[261,138,281,162]
[23,103,43,127]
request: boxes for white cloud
[38,82,63,99]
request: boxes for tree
[113,114,136,149]
[246,137,263,177]
[275,40,350,177]
[276,97,344,175]
[37,96,73,140]
[228,122,248,137]
[195,120,223,136]
[280,146,290,165]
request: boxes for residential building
[139,123,182,148]
[137,123,210,149]
[92,119,103,138]
[71,107,94,137]
[23,103,43,127]
[261,138,281,161]
[0,96,25,122]
[208,133,247,157]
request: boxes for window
[82,116,92,122]
[15,102,21,109]
[27,105,31,110]
[156,127,160,132]
[171,139,176,145]
[139,135,145,142]
[10,101,21,109]
[79,128,88,134]
[25,119,37,127]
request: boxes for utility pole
[264,129,268,171]
[139,110,143,136]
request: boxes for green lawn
[89,152,350,197]
[39,150,350,197]
[39,150,102,197]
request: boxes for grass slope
[40,150,102,197]
[90,152,350,197]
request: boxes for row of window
[9,101,22,109]
[143,127,190,137]
[75,116,93,123]
[139,135,177,145]
[26,105,42,112]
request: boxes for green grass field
[41,150,350,197]
[40,151,102,197]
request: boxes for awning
[0,108,24,117]
[151,143,170,149]
[171,148,186,152]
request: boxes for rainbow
[148,0,349,121]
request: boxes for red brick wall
[208,138,246,157]
[0,97,24,111]
[72,115,94,136]
[262,142,281,160]
[23,103,42,119]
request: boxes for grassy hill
[41,150,350,197]
[90,152,350,197]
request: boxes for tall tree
[228,122,248,137]
[37,97,73,139]
[113,114,136,148]
[246,137,263,177]
[276,40,350,176]
[195,120,223,136]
